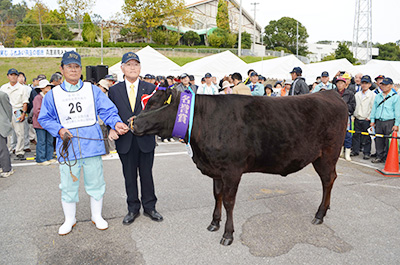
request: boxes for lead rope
[58,132,107,182]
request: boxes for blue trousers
[59,156,105,203]
[344,116,352,148]
[35,128,53,163]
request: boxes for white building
[307,42,379,62]
[186,0,262,43]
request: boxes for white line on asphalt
[11,151,189,167]
[364,183,400,190]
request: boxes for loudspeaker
[86,65,109,83]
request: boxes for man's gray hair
[50,73,63,83]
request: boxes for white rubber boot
[58,201,76,235]
[90,197,108,230]
[345,148,352,161]
[340,147,344,158]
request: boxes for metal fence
[77,47,310,63]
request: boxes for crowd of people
[0,50,399,235]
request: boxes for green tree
[16,17,41,46]
[321,53,336,61]
[123,0,172,42]
[163,0,193,45]
[58,0,95,41]
[263,17,309,56]
[376,42,400,61]
[208,33,225,48]
[151,29,167,45]
[240,32,251,49]
[166,31,180,46]
[226,33,236,48]
[182,30,200,46]
[216,0,230,32]
[335,42,356,64]
[82,13,96,42]
[0,0,27,46]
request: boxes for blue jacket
[370,90,400,126]
[38,80,122,162]
[312,82,336,93]
[247,82,264,96]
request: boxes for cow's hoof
[311,218,323,225]
[207,224,220,232]
[220,237,233,246]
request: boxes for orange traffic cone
[376,131,400,177]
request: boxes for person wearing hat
[335,77,356,161]
[108,51,164,225]
[273,81,282,97]
[373,75,385,94]
[281,80,292,96]
[0,90,14,178]
[188,75,198,93]
[352,75,376,159]
[198,73,218,95]
[32,79,56,166]
[370,77,400,163]
[246,72,264,96]
[264,84,275,97]
[312,71,336,93]
[0,68,29,160]
[231,72,251,95]
[289,67,309,96]
[38,51,129,235]
[174,73,191,92]
[220,80,232,94]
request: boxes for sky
[14,0,400,44]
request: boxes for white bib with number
[53,82,97,129]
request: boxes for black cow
[132,89,348,246]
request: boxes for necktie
[129,84,136,112]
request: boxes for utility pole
[100,22,103,65]
[238,0,242,57]
[296,21,299,57]
[250,2,259,53]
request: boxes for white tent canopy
[302,59,356,84]
[246,55,304,81]
[180,50,248,82]
[109,46,182,81]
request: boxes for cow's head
[132,86,180,138]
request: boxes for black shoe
[363,154,371,160]
[143,210,163,222]
[350,152,359,157]
[122,212,140,225]
[371,158,384,163]
[371,153,377,157]
[14,154,25,161]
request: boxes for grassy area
[0,55,271,85]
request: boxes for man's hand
[18,114,25,122]
[393,125,399,132]
[109,128,119,140]
[370,122,375,127]
[59,128,72,139]
[115,122,129,135]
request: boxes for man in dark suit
[108,52,163,224]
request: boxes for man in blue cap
[370,77,400,163]
[312,71,336,93]
[352,75,376,159]
[38,51,129,235]
[289,67,309,95]
[198,72,218,94]
[108,51,164,225]
[0,68,29,160]
[246,71,264,96]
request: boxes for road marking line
[11,151,188,167]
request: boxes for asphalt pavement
[1,140,400,264]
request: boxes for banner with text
[0,48,76,58]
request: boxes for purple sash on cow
[172,91,193,138]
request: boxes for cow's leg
[312,156,337,225]
[207,178,223,232]
[220,177,241,246]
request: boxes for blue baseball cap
[290,67,302,74]
[381,77,393,85]
[122,52,140,64]
[321,71,329,77]
[204,73,212,78]
[361,75,372,83]
[7,68,18,75]
[61,51,81,66]
[250,71,258,77]
[144,74,152,79]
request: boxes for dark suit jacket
[108,80,156,154]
